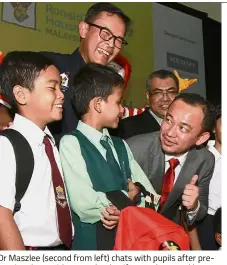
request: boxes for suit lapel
[149,134,165,194]
[161,148,199,212]
[144,109,161,130]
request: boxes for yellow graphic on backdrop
[174,70,197,92]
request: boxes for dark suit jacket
[126,131,215,226]
[41,48,85,138]
[115,108,160,139]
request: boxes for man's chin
[161,142,176,154]
[93,55,112,66]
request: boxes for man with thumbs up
[127,93,216,226]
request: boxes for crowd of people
[0,2,221,251]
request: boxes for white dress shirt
[165,153,188,183]
[207,140,221,215]
[0,114,72,247]
[165,152,200,219]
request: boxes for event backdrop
[0,2,205,106]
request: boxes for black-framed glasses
[86,22,128,49]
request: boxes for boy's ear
[215,232,222,246]
[79,21,89,39]
[93,97,102,114]
[13,85,29,105]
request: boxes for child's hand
[127,179,141,201]
[101,205,120,230]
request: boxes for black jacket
[115,108,161,139]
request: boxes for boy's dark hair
[213,207,221,234]
[215,104,221,120]
[71,63,124,117]
[146,69,179,92]
[172,93,216,134]
[0,51,54,111]
[85,2,131,34]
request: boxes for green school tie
[100,136,123,181]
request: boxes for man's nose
[107,36,115,48]
[162,92,172,101]
[166,125,177,137]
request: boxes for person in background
[116,70,179,139]
[197,104,221,250]
[213,207,222,250]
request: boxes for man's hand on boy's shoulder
[101,205,120,230]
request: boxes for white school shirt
[207,140,221,215]
[0,114,73,247]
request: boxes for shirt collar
[11,114,55,146]
[165,152,188,167]
[148,108,163,125]
[77,120,113,146]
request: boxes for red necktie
[43,135,72,248]
[160,158,179,208]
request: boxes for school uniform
[0,114,73,249]
[60,121,159,250]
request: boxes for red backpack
[114,206,190,250]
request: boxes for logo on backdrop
[167,52,198,74]
[1,2,36,29]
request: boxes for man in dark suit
[127,93,216,226]
[116,70,179,139]
[41,3,131,136]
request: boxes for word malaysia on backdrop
[0,252,219,265]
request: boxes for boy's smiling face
[14,65,64,129]
[100,86,124,129]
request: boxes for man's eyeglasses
[149,89,178,99]
[86,22,128,49]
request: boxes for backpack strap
[0,129,34,214]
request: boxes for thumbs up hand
[182,175,199,211]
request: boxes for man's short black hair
[85,2,131,34]
[213,207,221,234]
[146,69,179,92]
[171,93,216,134]
[71,63,124,117]
[0,51,54,111]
